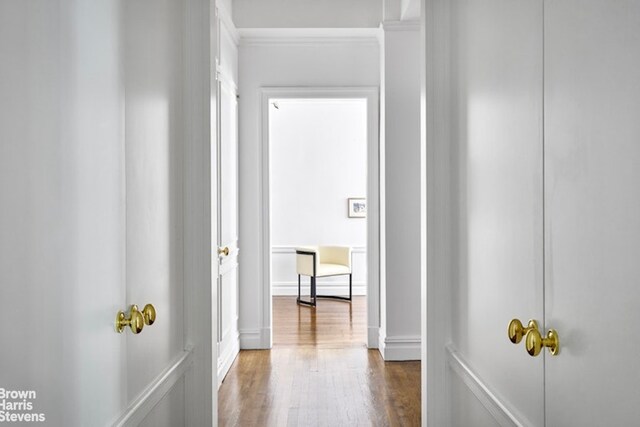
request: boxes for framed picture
[348,198,367,218]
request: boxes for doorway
[259,87,380,349]
[269,97,368,346]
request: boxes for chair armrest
[296,247,319,276]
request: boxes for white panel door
[216,39,240,385]
[123,0,187,423]
[545,1,640,425]
[0,2,126,425]
[0,1,213,426]
[450,0,544,425]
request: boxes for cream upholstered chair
[295,246,352,307]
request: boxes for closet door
[216,18,240,385]
[545,1,640,425]
[449,0,545,425]
[123,0,189,424]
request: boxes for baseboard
[379,335,421,361]
[217,334,239,388]
[272,281,367,296]
[112,348,194,427]
[446,344,529,427]
[239,327,272,349]
[368,326,379,349]
[239,328,262,349]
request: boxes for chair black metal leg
[298,273,353,306]
[312,276,317,306]
[296,275,317,307]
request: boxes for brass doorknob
[115,305,145,334]
[525,328,560,356]
[508,319,539,344]
[218,246,230,256]
[142,304,156,326]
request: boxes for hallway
[218,297,421,426]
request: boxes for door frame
[422,0,453,425]
[182,0,218,425]
[259,86,381,348]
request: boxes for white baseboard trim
[239,328,262,349]
[217,334,239,388]
[112,347,194,427]
[239,327,272,349]
[368,326,379,349]
[446,345,529,427]
[272,281,367,296]
[260,327,272,349]
[379,335,421,361]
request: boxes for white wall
[238,37,380,348]
[270,99,368,295]
[378,23,422,361]
[233,0,382,28]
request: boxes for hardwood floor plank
[218,296,421,426]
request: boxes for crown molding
[216,1,240,45]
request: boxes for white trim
[217,332,240,388]
[368,326,380,348]
[422,0,452,425]
[113,348,194,427]
[273,282,367,296]
[239,28,381,46]
[215,1,240,45]
[238,328,262,349]
[446,345,529,427]
[271,245,366,254]
[183,0,215,425]
[260,87,381,351]
[382,20,422,32]
[379,335,421,361]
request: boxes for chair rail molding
[271,245,367,296]
[238,28,381,47]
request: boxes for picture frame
[348,198,367,218]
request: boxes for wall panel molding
[446,345,529,427]
[112,348,194,427]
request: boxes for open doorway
[269,97,368,347]
[259,87,380,350]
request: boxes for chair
[295,246,352,307]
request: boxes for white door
[450,0,545,425]
[216,19,240,386]
[544,1,640,425]
[0,3,126,425]
[0,1,215,426]
[123,0,191,425]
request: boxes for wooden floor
[218,296,421,426]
